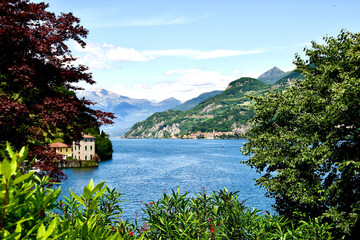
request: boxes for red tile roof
[49,142,70,148]
[82,134,96,139]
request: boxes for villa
[73,134,96,161]
[49,142,73,159]
[49,134,95,161]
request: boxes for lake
[60,138,274,221]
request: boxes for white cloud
[105,46,153,62]
[108,68,254,102]
[143,49,263,60]
[72,42,264,70]
[72,42,153,69]
[109,16,191,27]
[193,49,263,59]
[164,68,203,76]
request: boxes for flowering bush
[142,188,334,239]
[0,143,334,239]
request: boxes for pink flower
[210,229,214,234]
[149,202,153,206]
[129,231,134,236]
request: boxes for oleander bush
[1,143,334,239]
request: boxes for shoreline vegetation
[0,144,334,239]
[123,131,248,139]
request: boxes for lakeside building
[73,134,96,161]
[49,134,95,161]
[49,142,73,159]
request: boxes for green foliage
[0,143,61,239]
[1,142,334,239]
[242,30,360,239]
[81,160,98,168]
[143,188,333,239]
[273,70,305,89]
[0,143,123,239]
[85,127,114,160]
[0,0,114,176]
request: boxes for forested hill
[170,90,222,111]
[124,77,270,139]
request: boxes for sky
[36,0,360,102]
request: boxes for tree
[85,127,113,160]
[0,0,114,181]
[242,30,360,239]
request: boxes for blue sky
[38,0,360,101]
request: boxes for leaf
[70,189,86,207]
[44,218,57,239]
[81,221,88,238]
[14,223,22,240]
[83,186,92,201]
[1,158,16,180]
[93,187,106,201]
[137,231,147,240]
[6,142,16,162]
[18,146,29,165]
[87,179,94,191]
[92,181,105,195]
[36,223,46,239]
[13,172,34,185]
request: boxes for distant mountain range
[76,88,181,136]
[124,77,269,138]
[77,67,303,137]
[124,68,304,139]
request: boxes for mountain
[170,90,222,111]
[124,78,270,139]
[258,67,286,84]
[272,70,305,88]
[76,88,181,136]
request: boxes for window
[74,146,76,150]
[90,155,93,160]
[90,146,92,150]
[85,156,87,160]
[85,146,87,150]
[66,148,68,152]
[60,148,62,152]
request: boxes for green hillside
[171,90,222,111]
[272,70,305,89]
[124,77,270,138]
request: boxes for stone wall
[54,160,98,169]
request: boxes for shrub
[1,143,333,239]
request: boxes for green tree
[0,0,114,181]
[242,30,360,239]
[85,127,113,160]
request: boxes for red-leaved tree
[0,0,115,181]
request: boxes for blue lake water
[60,138,274,220]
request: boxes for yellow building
[49,142,73,159]
[50,134,96,161]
